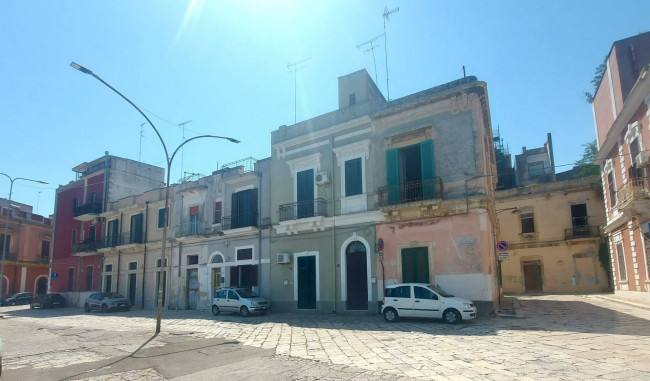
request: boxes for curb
[595,295,650,310]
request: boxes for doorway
[297,169,314,218]
[523,260,543,293]
[128,273,137,306]
[346,241,368,310]
[187,269,199,309]
[36,277,47,295]
[297,256,316,309]
[212,267,222,296]
[401,247,430,283]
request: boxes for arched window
[346,241,366,255]
[211,254,224,264]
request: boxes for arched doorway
[210,253,224,298]
[346,241,368,310]
[35,276,48,295]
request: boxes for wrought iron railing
[72,239,105,253]
[222,212,259,230]
[564,226,600,240]
[175,222,204,237]
[279,199,328,221]
[617,178,649,208]
[73,203,102,217]
[378,178,443,207]
[120,231,144,245]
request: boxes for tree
[584,58,607,104]
[574,140,600,177]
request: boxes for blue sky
[1,0,648,217]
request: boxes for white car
[381,283,477,324]
[212,288,269,317]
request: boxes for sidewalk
[593,293,650,310]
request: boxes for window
[0,234,10,252]
[345,158,363,196]
[414,286,437,300]
[607,171,617,207]
[349,93,356,106]
[105,264,113,272]
[616,242,627,281]
[214,202,222,224]
[527,161,545,177]
[520,212,535,233]
[231,189,258,228]
[386,285,411,298]
[130,213,143,244]
[107,219,119,246]
[72,197,78,210]
[90,192,98,204]
[227,290,239,300]
[41,240,50,261]
[571,204,588,227]
[128,261,138,270]
[104,275,112,292]
[215,289,227,298]
[156,258,168,267]
[187,255,199,265]
[237,248,253,261]
[67,268,74,291]
[158,207,167,229]
[386,140,435,204]
[85,266,94,291]
[211,255,224,264]
[189,206,199,235]
[71,230,77,245]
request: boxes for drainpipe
[102,152,109,212]
[48,191,59,294]
[331,136,337,313]
[116,250,121,293]
[257,169,262,295]
[142,201,149,309]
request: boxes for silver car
[212,288,269,317]
[84,292,131,313]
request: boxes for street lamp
[0,173,48,299]
[70,62,240,333]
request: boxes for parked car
[84,292,131,313]
[212,288,269,317]
[0,292,33,306]
[30,293,66,309]
[381,283,477,324]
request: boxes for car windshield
[10,293,21,298]
[101,292,124,299]
[235,289,258,298]
[428,285,454,297]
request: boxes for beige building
[496,176,610,294]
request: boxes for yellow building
[495,176,610,294]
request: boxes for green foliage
[574,140,601,178]
[584,58,608,104]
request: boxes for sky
[1,0,648,217]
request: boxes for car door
[214,290,228,311]
[228,290,242,312]
[89,293,101,309]
[412,286,441,318]
[386,285,414,317]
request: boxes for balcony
[119,231,144,246]
[72,239,104,253]
[73,202,102,221]
[564,226,600,240]
[222,212,259,230]
[2,252,18,261]
[378,178,443,207]
[617,178,650,210]
[279,199,327,222]
[176,222,204,238]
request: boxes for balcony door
[297,169,314,218]
[231,189,258,228]
[130,214,143,244]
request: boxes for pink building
[593,32,650,301]
[0,199,52,297]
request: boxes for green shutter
[420,140,435,199]
[386,148,399,204]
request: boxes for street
[1,295,650,380]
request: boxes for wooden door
[523,261,543,293]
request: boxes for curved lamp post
[0,173,48,299]
[70,62,239,333]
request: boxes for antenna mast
[178,120,192,179]
[357,34,385,85]
[383,6,399,101]
[287,57,312,124]
[139,122,145,162]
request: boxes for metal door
[187,269,199,309]
[297,256,316,309]
[346,241,368,310]
[128,273,137,306]
[401,247,429,283]
[523,260,543,293]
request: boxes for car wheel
[212,305,220,316]
[383,308,398,322]
[240,306,249,317]
[10,301,16,306]
[84,304,91,312]
[443,309,461,324]
[30,303,34,309]
[101,304,109,313]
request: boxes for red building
[593,32,650,301]
[50,154,164,306]
[0,199,52,297]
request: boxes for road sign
[378,238,384,251]
[51,272,59,279]
[498,252,509,260]
[497,241,508,251]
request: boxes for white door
[386,285,414,317]
[412,286,441,318]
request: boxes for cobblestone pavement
[2,294,650,380]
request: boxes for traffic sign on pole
[497,241,508,251]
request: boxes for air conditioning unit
[636,152,649,167]
[276,253,291,264]
[315,172,329,185]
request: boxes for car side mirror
[432,294,438,300]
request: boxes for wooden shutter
[230,266,239,287]
[420,140,435,199]
[251,265,258,287]
[189,206,199,216]
[250,189,258,227]
[386,148,399,204]
[231,192,239,228]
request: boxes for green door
[297,256,316,309]
[297,169,314,218]
[401,247,430,283]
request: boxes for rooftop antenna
[287,57,312,124]
[178,120,192,179]
[36,191,41,214]
[383,6,399,101]
[139,122,145,162]
[357,34,385,85]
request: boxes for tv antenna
[139,122,146,162]
[36,191,41,214]
[383,6,399,101]
[357,34,384,85]
[178,120,192,179]
[287,57,312,124]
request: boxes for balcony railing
[279,199,327,221]
[71,239,105,253]
[2,252,18,261]
[378,178,443,207]
[73,202,102,217]
[120,231,144,245]
[564,226,600,240]
[617,178,649,208]
[222,212,259,230]
[175,222,204,238]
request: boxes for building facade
[50,154,164,306]
[0,199,51,297]
[593,32,650,301]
